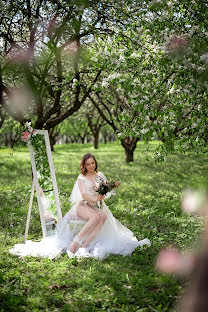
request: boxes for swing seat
[67,218,87,235]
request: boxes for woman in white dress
[10,153,150,259]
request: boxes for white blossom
[103,49,110,56]
[25,121,33,132]
[107,73,121,80]
[91,56,98,62]
[168,87,174,94]
[101,79,109,87]
[131,52,138,58]
[140,128,149,134]
[200,53,208,64]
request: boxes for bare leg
[69,204,105,253]
[82,213,107,247]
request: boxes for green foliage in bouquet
[93,178,115,196]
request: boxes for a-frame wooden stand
[24,130,62,243]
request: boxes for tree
[100,124,116,144]
[0,106,6,129]
[59,113,91,144]
[0,0,137,131]
[86,106,106,149]
[0,116,21,147]
[86,1,208,160]
[85,83,140,162]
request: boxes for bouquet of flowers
[93,176,116,197]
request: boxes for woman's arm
[81,193,104,202]
[78,179,104,202]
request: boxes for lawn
[0,142,207,312]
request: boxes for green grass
[0,142,207,312]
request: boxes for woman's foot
[69,237,83,254]
[67,249,76,258]
[69,241,80,254]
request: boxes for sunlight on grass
[0,142,207,311]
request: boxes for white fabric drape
[10,172,150,259]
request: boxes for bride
[10,153,150,259]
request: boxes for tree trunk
[5,135,8,146]
[104,134,107,144]
[121,137,139,163]
[49,132,56,151]
[93,131,99,149]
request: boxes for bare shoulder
[78,174,85,180]
[97,171,106,179]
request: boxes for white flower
[140,128,149,134]
[197,66,205,72]
[200,53,208,64]
[168,87,174,94]
[103,50,110,56]
[101,79,109,87]
[91,56,98,62]
[25,121,33,132]
[131,52,138,58]
[108,73,121,80]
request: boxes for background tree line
[0,0,207,161]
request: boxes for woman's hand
[97,194,104,201]
[115,181,120,188]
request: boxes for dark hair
[80,153,97,175]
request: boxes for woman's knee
[92,213,101,224]
[100,213,107,224]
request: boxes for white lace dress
[10,172,150,259]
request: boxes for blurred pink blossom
[6,45,34,64]
[156,248,182,273]
[156,248,196,275]
[61,40,80,55]
[169,35,187,50]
